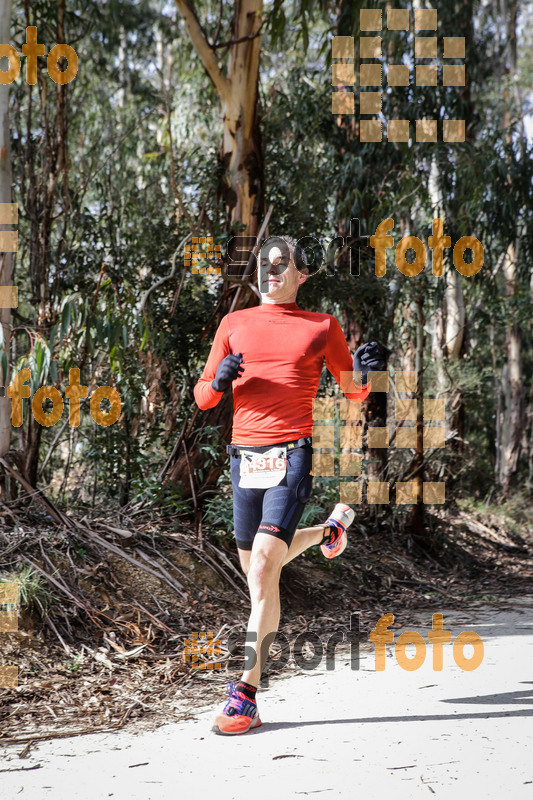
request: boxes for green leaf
[61,303,71,342]
[140,325,149,351]
[0,351,8,384]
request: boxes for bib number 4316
[249,456,286,473]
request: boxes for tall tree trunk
[527,375,533,488]
[411,290,425,540]
[444,269,466,455]
[499,0,524,495]
[174,0,264,238]
[500,241,525,493]
[489,325,503,488]
[429,154,466,459]
[0,0,13,468]
[431,305,446,394]
[20,0,69,485]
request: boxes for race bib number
[238,447,287,488]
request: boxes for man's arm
[324,317,371,402]
[193,316,231,410]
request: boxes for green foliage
[203,490,234,539]
[129,475,192,517]
[5,0,533,518]
[63,654,84,673]
[1,567,55,617]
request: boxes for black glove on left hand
[353,342,386,386]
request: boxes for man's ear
[298,267,309,284]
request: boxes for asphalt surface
[1,598,532,799]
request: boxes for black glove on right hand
[211,353,244,392]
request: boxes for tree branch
[212,0,224,46]
[212,24,265,50]
[174,0,229,101]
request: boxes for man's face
[259,242,308,303]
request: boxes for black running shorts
[230,443,314,550]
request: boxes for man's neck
[261,295,298,305]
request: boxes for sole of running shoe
[321,530,347,559]
[320,503,355,559]
[211,714,262,736]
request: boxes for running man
[193,237,384,735]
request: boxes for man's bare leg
[281,524,328,566]
[240,532,288,688]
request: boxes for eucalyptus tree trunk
[0,0,13,463]
[527,375,533,488]
[429,146,466,462]
[174,0,264,238]
[444,269,466,454]
[410,290,425,541]
[19,0,69,484]
[498,0,525,495]
[500,241,525,493]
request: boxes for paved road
[1,599,532,799]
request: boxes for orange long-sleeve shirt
[194,301,370,445]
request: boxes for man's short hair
[280,236,308,272]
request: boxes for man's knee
[247,551,282,598]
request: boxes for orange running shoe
[320,503,355,559]
[212,682,262,736]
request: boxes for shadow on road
[253,686,533,734]
[441,681,533,705]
